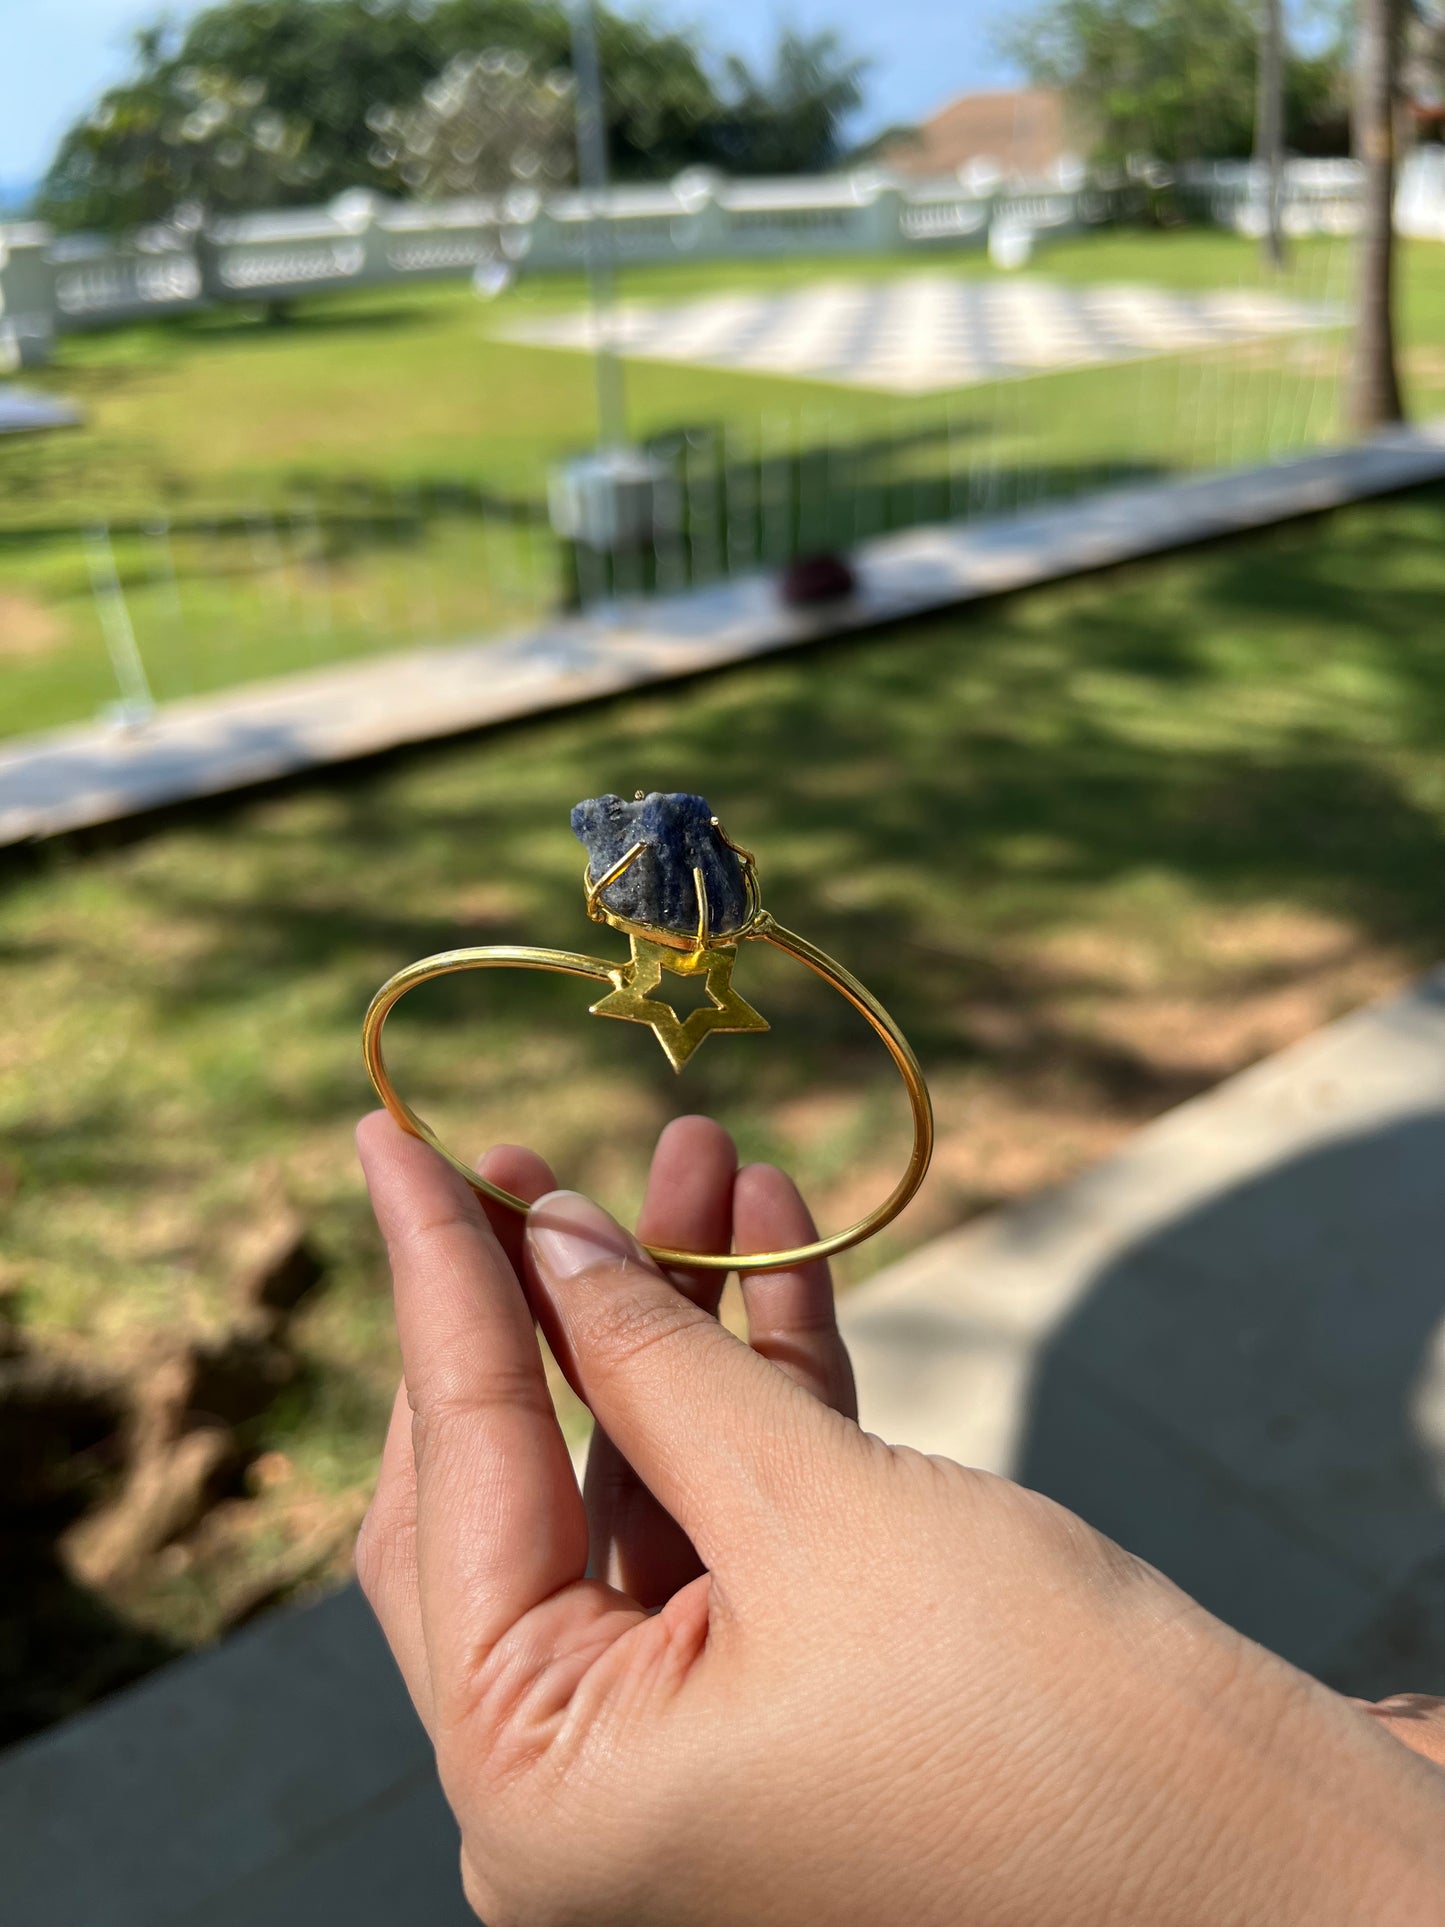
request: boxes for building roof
[878,89,1075,181]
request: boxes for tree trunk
[1348,0,1404,432]
[1255,0,1287,269]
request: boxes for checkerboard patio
[503,274,1340,394]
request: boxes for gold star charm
[589,934,769,1072]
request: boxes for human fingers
[475,1142,557,1278]
[354,1142,555,1708]
[354,1378,432,1731]
[526,1189,855,1575]
[734,1163,857,1420]
[585,1115,737,1603]
[635,1113,737,1311]
[356,1111,587,1712]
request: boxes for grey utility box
[548,447,667,552]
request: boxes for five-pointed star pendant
[589,935,769,1072]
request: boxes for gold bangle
[362,796,933,1275]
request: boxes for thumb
[524,1190,846,1570]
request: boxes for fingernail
[527,1190,638,1282]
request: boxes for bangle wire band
[363,831,933,1275]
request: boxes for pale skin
[355,1110,1445,1927]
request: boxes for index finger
[357,1111,586,1712]
[524,1188,859,1570]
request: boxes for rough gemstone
[570,792,750,938]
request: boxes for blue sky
[0,0,1020,189]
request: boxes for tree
[37,0,721,230]
[707,30,869,175]
[588,9,726,177]
[1403,0,1445,122]
[34,25,319,233]
[368,49,574,199]
[1347,0,1405,428]
[1000,0,1345,165]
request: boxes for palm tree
[1348,0,1405,431]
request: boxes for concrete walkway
[6,422,1445,849]
[848,964,1445,1685]
[3,967,1444,1923]
[0,385,82,436]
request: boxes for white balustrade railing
[215,239,367,291]
[1178,157,1365,237]
[0,167,1103,366]
[1398,146,1445,242]
[4,153,1445,370]
[54,252,205,318]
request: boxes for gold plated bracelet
[363,793,933,1275]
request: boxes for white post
[84,524,156,724]
[570,0,627,453]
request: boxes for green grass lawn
[7,226,1445,735]
[3,479,1444,1723]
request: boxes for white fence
[0,167,1110,370]
[6,152,1445,374]
[1180,150,1445,241]
[1180,159,1363,236]
[1398,146,1445,242]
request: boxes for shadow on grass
[12,480,1445,1123]
[4,485,1445,1732]
[0,441,1175,637]
[172,301,440,347]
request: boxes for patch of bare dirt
[453,879,532,932]
[1058,911,1404,1088]
[0,1196,357,1748]
[813,907,1410,1282]
[0,592,63,660]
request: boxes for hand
[570,1115,856,1608]
[356,1112,1445,1927]
[409,1112,856,1611]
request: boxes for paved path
[6,423,1445,851]
[0,385,81,435]
[503,275,1339,394]
[848,966,1445,1685]
[3,967,1444,1923]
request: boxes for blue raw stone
[571,792,750,938]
